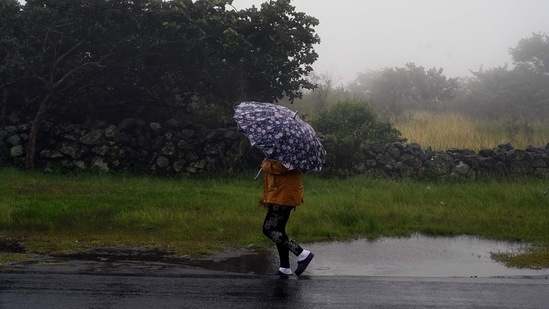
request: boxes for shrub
[311,100,405,176]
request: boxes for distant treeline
[300,33,549,121]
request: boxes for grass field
[1,168,548,268]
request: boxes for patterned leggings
[262,204,304,268]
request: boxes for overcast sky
[232,0,549,84]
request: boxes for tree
[13,0,106,168]
[5,0,153,169]
[307,71,342,111]
[509,32,549,75]
[454,65,549,120]
[3,0,320,120]
[236,0,319,102]
[158,0,320,122]
[0,0,24,117]
[454,33,549,120]
[350,63,459,116]
[1,0,320,169]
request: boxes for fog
[232,0,549,83]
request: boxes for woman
[261,158,314,277]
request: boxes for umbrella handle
[254,168,262,180]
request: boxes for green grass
[1,167,548,267]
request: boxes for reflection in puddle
[192,235,549,277]
[189,249,276,275]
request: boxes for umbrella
[233,101,326,174]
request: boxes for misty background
[232,0,549,84]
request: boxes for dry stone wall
[360,142,549,180]
[0,117,249,175]
[1,116,549,180]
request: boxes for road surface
[1,260,548,308]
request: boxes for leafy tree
[510,32,549,75]
[311,100,404,176]
[350,63,459,116]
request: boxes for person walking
[261,158,314,277]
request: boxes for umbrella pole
[254,168,262,180]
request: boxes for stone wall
[359,142,549,180]
[0,117,252,175]
[1,116,549,180]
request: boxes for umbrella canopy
[233,101,326,173]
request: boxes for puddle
[192,235,549,277]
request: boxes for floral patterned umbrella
[233,101,326,173]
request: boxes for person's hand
[258,199,269,210]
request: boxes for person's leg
[276,243,290,269]
[262,205,303,270]
[263,204,314,275]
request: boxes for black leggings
[262,204,304,268]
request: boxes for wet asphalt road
[1,263,549,308]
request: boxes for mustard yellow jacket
[262,159,304,207]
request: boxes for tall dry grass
[394,111,549,151]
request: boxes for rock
[104,125,118,139]
[454,161,470,175]
[0,130,8,141]
[173,159,187,172]
[80,129,104,145]
[193,159,206,169]
[6,135,21,145]
[10,145,24,157]
[59,143,79,158]
[479,148,493,157]
[400,153,422,170]
[165,119,180,129]
[91,157,109,172]
[498,143,514,151]
[386,145,402,159]
[118,118,136,132]
[4,126,18,134]
[92,145,110,156]
[40,149,64,159]
[150,122,162,131]
[156,156,170,168]
[160,142,176,156]
[186,166,198,174]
